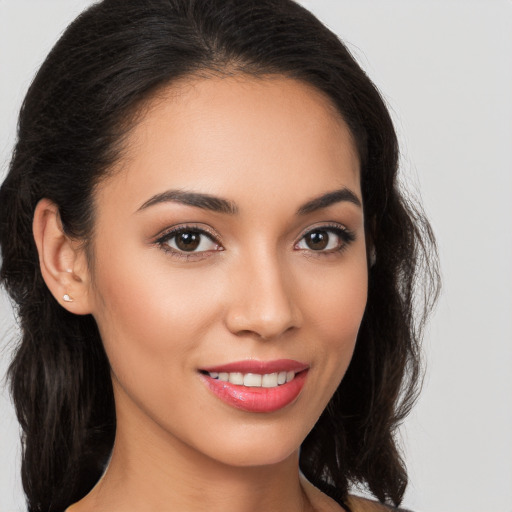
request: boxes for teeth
[207,370,297,388]
[244,373,262,387]
[262,373,278,388]
[229,372,244,385]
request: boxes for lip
[199,359,309,413]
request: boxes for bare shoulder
[346,495,413,512]
[299,475,412,512]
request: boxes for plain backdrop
[1,1,511,511]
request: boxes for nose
[224,252,302,340]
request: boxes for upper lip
[200,359,309,374]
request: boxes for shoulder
[346,495,413,512]
[299,474,412,512]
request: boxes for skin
[34,75,370,512]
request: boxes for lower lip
[200,371,308,413]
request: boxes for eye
[295,225,355,253]
[156,227,221,255]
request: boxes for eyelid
[153,223,221,244]
[296,221,352,239]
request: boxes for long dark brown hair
[0,1,440,511]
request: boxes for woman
[0,1,439,511]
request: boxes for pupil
[307,231,328,250]
[176,232,200,251]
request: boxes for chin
[209,442,298,468]
[186,418,309,469]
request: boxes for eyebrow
[137,190,239,215]
[296,187,362,215]
[137,186,361,216]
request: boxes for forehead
[97,75,361,215]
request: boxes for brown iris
[304,230,329,250]
[175,231,201,251]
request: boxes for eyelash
[295,223,356,257]
[154,223,356,261]
[154,224,222,261]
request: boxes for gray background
[1,1,511,511]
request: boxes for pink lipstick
[199,359,309,413]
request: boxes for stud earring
[63,294,74,303]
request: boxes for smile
[199,359,309,413]
[206,371,296,388]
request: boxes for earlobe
[32,199,93,314]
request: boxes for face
[85,75,368,468]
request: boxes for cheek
[303,255,368,339]
[283,257,368,438]
[89,246,221,382]
[300,256,368,381]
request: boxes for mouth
[198,359,309,413]
[201,369,298,388]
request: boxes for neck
[73,402,312,512]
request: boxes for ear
[33,198,93,315]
